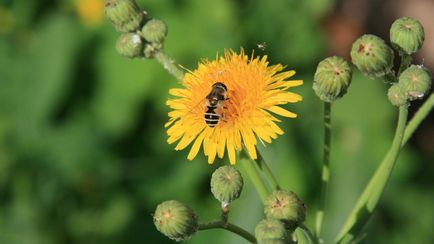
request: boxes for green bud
[104,0,144,33]
[390,17,424,55]
[210,166,243,204]
[264,190,306,230]
[313,56,352,102]
[387,84,408,106]
[153,200,198,241]
[350,34,394,78]
[141,19,168,43]
[398,65,432,101]
[255,218,288,244]
[115,33,143,58]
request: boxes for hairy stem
[199,220,257,243]
[315,101,332,238]
[153,50,185,81]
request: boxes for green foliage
[0,0,432,244]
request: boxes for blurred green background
[0,0,433,243]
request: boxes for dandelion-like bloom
[166,50,303,164]
[75,0,104,26]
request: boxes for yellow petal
[167,122,186,139]
[164,118,176,128]
[227,137,236,164]
[270,121,284,135]
[240,127,257,159]
[168,110,185,118]
[167,135,180,144]
[253,126,272,143]
[267,106,297,118]
[169,88,190,97]
[234,129,242,150]
[187,131,206,160]
[167,100,188,110]
[271,70,296,81]
[207,141,218,164]
[283,79,303,88]
[176,125,205,150]
[216,131,226,159]
[271,92,303,103]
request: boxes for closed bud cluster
[350,34,394,78]
[210,166,243,205]
[264,190,306,230]
[313,56,352,102]
[104,0,143,33]
[141,19,168,43]
[153,200,198,241]
[399,65,432,101]
[390,17,424,55]
[115,33,143,58]
[255,218,289,244]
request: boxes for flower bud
[350,34,394,78]
[255,218,289,244]
[264,190,306,230]
[141,19,168,43]
[398,65,432,101]
[153,200,198,241]
[313,56,352,102]
[104,0,143,33]
[210,166,243,204]
[390,17,424,55]
[115,33,143,58]
[387,84,408,106]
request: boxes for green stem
[153,50,185,81]
[299,224,316,244]
[315,102,332,238]
[397,53,412,75]
[221,204,229,224]
[255,147,281,191]
[335,106,408,243]
[240,150,269,204]
[199,220,257,243]
[402,93,434,146]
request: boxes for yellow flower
[74,0,104,26]
[166,50,303,164]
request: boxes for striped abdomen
[204,106,221,127]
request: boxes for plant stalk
[397,53,412,75]
[240,150,269,204]
[199,220,257,243]
[153,50,185,81]
[255,148,281,191]
[315,101,332,238]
